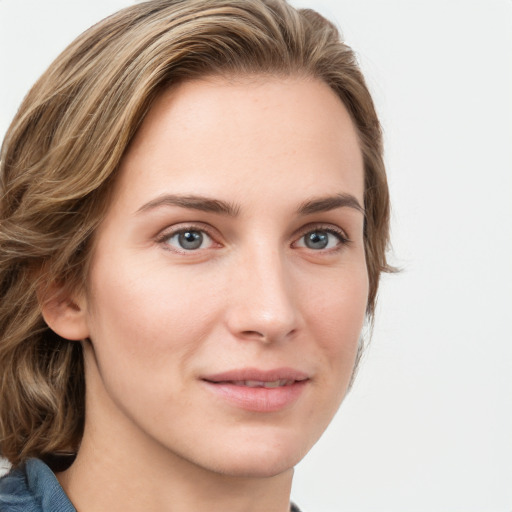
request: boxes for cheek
[84,256,219,384]
[305,263,368,367]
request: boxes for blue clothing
[0,458,302,511]
[0,458,75,511]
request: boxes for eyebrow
[136,192,364,217]
[297,193,365,216]
[137,194,240,216]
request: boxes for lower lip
[202,380,308,413]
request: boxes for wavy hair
[0,0,392,466]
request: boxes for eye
[294,228,348,251]
[162,228,214,251]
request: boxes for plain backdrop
[1,1,511,511]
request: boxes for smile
[228,379,296,388]
[202,368,310,412]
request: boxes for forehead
[114,76,364,211]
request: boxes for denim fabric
[0,458,75,512]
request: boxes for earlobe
[40,288,90,341]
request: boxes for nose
[224,244,300,344]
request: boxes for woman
[0,0,392,510]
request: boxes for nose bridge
[226,239,298,342]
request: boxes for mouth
[203,367,309,383]
[201,368,310,412]
[215,379,299,388]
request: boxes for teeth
[242,380,265,387]
[232,379,292,388]
[263,380,282,388]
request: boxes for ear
[40,285,90,341]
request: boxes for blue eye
[165,229,213,251]
[296,229,346,250]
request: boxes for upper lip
[202,367,310,383]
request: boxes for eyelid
[155,222,221,253]
[292,223,351,249]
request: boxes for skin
[45,76,368,512]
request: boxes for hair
[0,0,392,467]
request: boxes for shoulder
[0,459,75,512]
[0,461,38,512]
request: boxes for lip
[201,367,310,413]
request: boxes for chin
[186,426,314,479]
[207,451,300,479]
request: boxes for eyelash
[293,225,351,252]
[156,223,351,254]
[156,223,217,254]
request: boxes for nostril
[241,330,268,341]
[239,328,297,344]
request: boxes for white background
[1,1,511,511]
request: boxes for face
[79,76,368,478]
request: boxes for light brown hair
[0,0,392,466]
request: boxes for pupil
[179,231,203,250]
[305,231,328,249]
